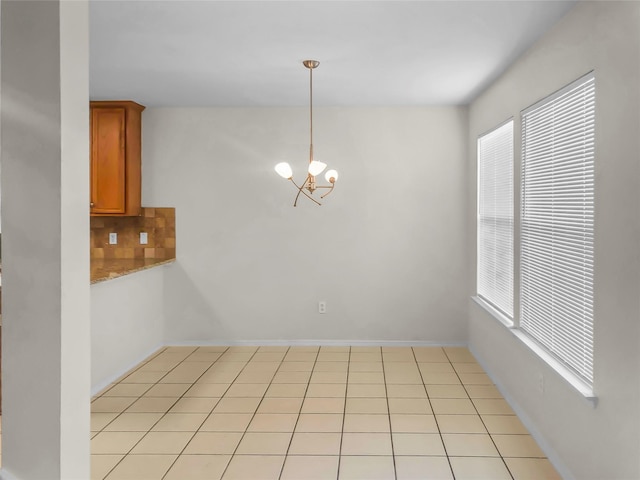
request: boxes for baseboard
[91,342,164,396]
[165,339,467,347]
[468,344,573,480]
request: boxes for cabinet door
[91,107,126,214]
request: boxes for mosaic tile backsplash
[90,207,176,260]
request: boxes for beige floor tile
[301,397,346,414]
[386,385,428,398]
[459,373,493,385]
[137,361,178,373]
[280,455,339,480]
[383,362,420,374]
[390,414,439,433]
[91,455,123,480]
[341,432,392,455]
[91,431,146,454]
[102,384,154,397]
[348,362,384,373]
[247,413,299,432]
[143,383,191,397]
[92,397,137,413]
[121,371,166,384]
[443,347,477,363]
[348,372,385,384]
[481,414,529,434]
[347,384,387,398]
[151,413,208,431]
[442,433,500,457]
[288,346,320,353]
[505,457,562,480]
[213,397,261,414]
[251,352,286,362]
[126,397,178,413]
[412,347,448,362]
[338,455,395,480]
[343,414,390,433]
[257,346,288,352]
[197,371,239,383]
[350,346,381,353]
[277,361,314,372]
[242,363,280,374]
[288,432,342,455]
[453,362,484,373]
[320,346,350,352]
[265,383,308,398]
[283,352,317,362]
[473,398,514,415]
[385,371,424,385]
[449,457,511,480]
[426,385,469,399]
[186,383,230,396]
[200,413,254,432]
[421,372,462,385]
[222,455,285,480]
[272,371,312,384]
[234,372,275,384]
[437,414,487,433]
[430,398,477,415]
[219,352,254,362]
[104,454,176,480]
[131,431,194,454]
[466,385,503,399]
[418,362,455,373]
[195,346,229,352]
[317,352,350,362]
[104,413,164,432]
[224,383,269,398]
[492,434,545,457]
[295,413,344,433]
[395,456,454,480]
[350,352,382,362]
[236,432,293,455]
[183,432,243,454]
[169,397,220,413]
[392,433,446,456]
[309,371,348,384]
[163,454,231,480]
[91,413,119,432]
[305,383,347,398]
[345,397,388,414]
[388,398,432,414]
[383,352,416,362]
[184,352,223,362]
[257,397,303,414]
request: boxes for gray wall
[467,2,640,479]
[142,107,470,344]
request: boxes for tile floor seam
[335,345,352,480]
[381,347,398,480]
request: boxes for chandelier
[275,60,338,206]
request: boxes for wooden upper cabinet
[90,100,145,216]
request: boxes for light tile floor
[90,346,562,480]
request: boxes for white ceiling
[89,0,576,107]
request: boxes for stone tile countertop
[91,258,174,284]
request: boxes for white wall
[467,2,640,479]
[142,107,469,344]
[91,266,166,393]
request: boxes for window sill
[471,296,597,405]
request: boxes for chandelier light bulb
[325,169,338,183]
[308,160,327,176]
[275,162,293,179]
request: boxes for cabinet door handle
[90,202,94,207]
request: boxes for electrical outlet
[109,232,118,245]
[318,301,327,314]
[140,232,148,244]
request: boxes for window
[477,120,514,318]
[520,72,595,386]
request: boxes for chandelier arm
[320,183,335,199]
[290,177,321,207]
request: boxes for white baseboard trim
[469,344,573,480]
[165,339,467,347]
[91,342,164,396]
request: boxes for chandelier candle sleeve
[273,59,338,206]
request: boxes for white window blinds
[520,73,595,385]
[478,120,514,318]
